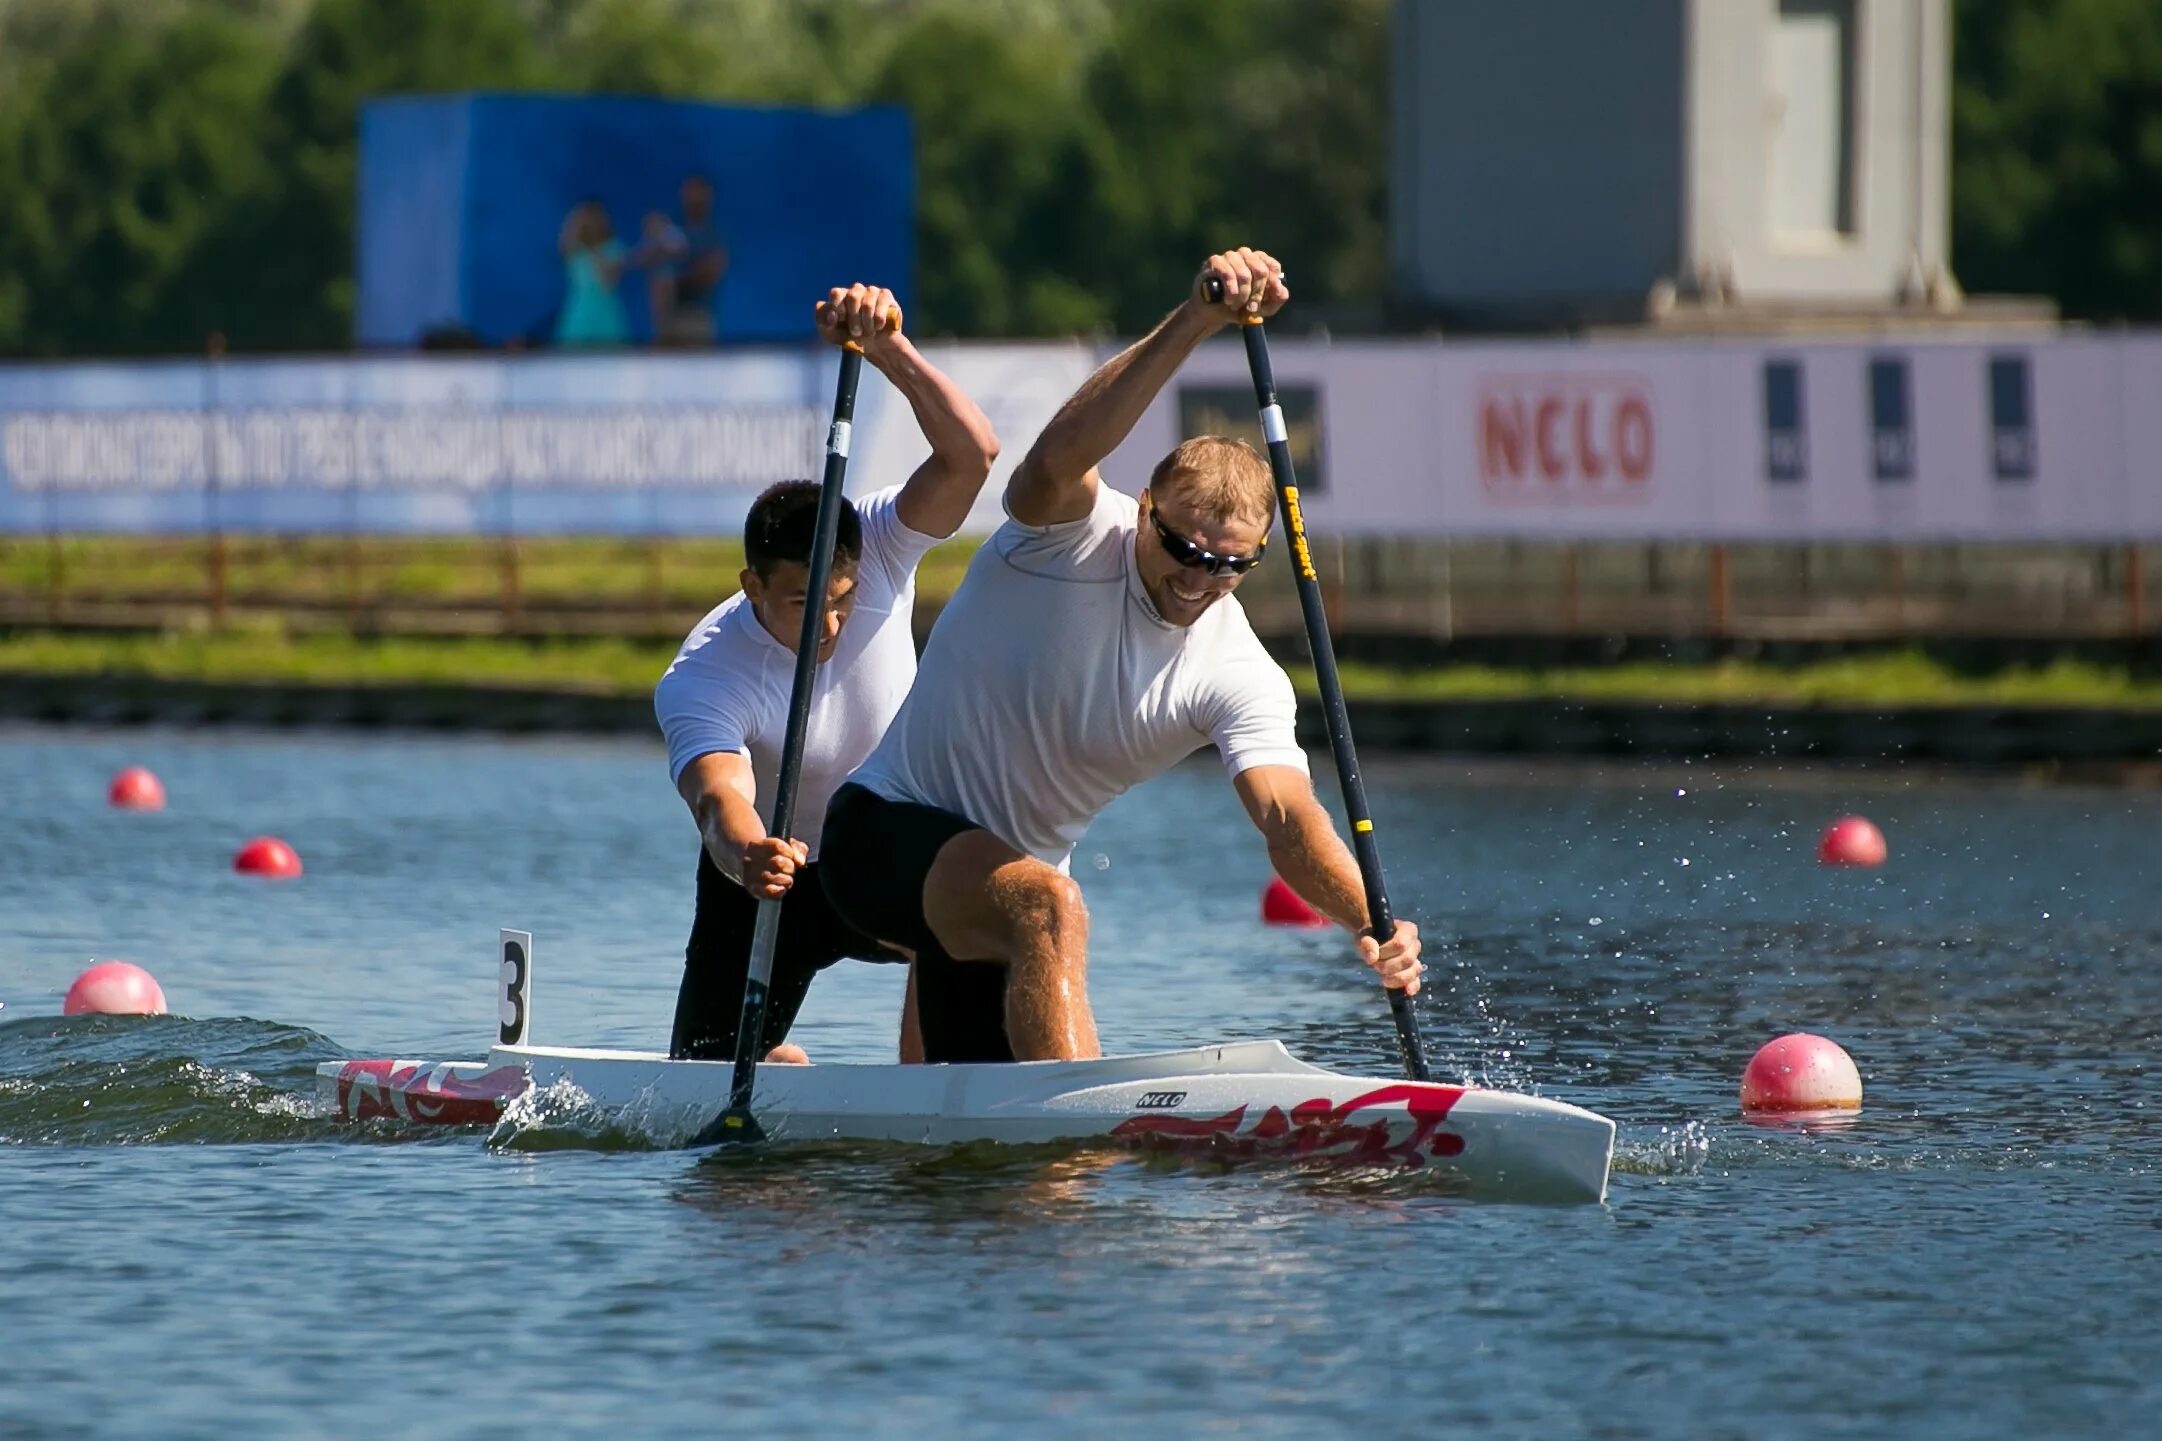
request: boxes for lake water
[1,726,2156,1439]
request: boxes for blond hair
[1148,435,1275,523]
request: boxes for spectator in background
[649,174,728,346]
[637,209,686,342]
[554,199,630,347]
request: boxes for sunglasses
[1149,508,1269,577]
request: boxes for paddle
[693,298,901,1148]
[1204,274,1434,1083]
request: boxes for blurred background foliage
[1951,0,2162,323]
[0,0,2152,355]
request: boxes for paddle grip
[817,295,905,355]
[1198,272,1264,323]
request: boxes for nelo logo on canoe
[1478,374,1655,501]
[1134,1091,1187,1110]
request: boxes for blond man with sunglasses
[818,248,1422,1063]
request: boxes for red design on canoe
[330,1059,529,1125]
[1110,1082,1467,1166]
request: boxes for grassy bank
[4,630,2160,710]
[0,535,980,611]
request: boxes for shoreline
[5,671,2156,776]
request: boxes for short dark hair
[744,480,861,579]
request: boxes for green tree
[543,0,870,104]
[1073,0,1390,333]
[0,6,282,354]
[867,5,1118,335]
[1954,0,2162,320]
[240,0,563,347]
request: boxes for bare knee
[922,830,1037,960]
[993,866,1088,962]
[921,831,1090,964]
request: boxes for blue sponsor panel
[357,95,914,349]
[1868,355,1914,481]
[1988,353,2035,481]
[1762,357,1807,482]
[356,99,473,351]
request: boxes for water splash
[487,1073,669,1152]
[1426,946,1539,1094]
[1613,1119,1713,1178]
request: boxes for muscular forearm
[1264,803,1371,934]
[1022,302,1216,485]
[870,336,999,482]
[695,787,770,888]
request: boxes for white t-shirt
[654,486,940,859]
[850,482,1307,865]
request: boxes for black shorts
[670,849,903,1061]
[820,782,1015,1064]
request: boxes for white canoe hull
[319,1039,1614,1203]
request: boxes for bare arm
[675,752,804,900]
[1004,306,1215,526]
[866,332,1000,539]
[1234,765,1368,929]
[1233,764,1422,994]
[1005,247,1289,527]
[815,285,999,538]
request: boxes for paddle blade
[692,1105,766,1149]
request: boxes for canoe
[314,930,1615,1203]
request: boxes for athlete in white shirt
[654,283,997,1063]
[820,249,1422,1064]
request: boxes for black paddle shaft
[696,340,869,1147]
[1207,280,1432,1082]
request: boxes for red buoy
[1741,1033,1863,1112]
[233,835,303,878]
[107,766,166,811]
[1817,815,1887,868]
[63,961,168,1017]
[1261,875,1329,928]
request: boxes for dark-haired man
[820,249,1421,1064]
[654,283,997,1062]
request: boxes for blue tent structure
[356,94,914,348]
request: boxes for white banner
[1104,330,2162,541]
[3,332,2158,539]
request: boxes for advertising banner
[5,332,2159,540]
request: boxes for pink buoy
[107,766,166,811]
[1741,1033,1863,1112]
[1817,815,1887,868]
[63,961,168,1017]
[1261,874,1329,928]
[233,835,303,878]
